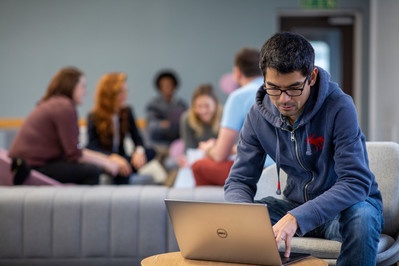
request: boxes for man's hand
[273,213,298,258]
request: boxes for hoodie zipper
[286,129,314,202]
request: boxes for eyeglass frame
[263,76,309,97]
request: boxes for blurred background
[0,0,398,145]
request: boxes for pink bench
[0,148,64,186]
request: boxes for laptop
[165,199,310,266]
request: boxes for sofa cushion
[0,185,225,266]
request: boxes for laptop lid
[165,199,310,266]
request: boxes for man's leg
[259,195,383,265]
[323,196,383,266]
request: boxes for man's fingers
[275,234,284,247]
[275,234,291,258]
[284,237,291,258]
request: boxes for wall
[369,0,399,142]
[0,0,283,120]
[1,0,381,146]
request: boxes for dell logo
[216,228,228,238]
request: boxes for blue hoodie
[224,67,382,235]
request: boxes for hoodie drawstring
[275,127,281,195]
[306,124,312,156]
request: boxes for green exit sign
[301,0,337,9]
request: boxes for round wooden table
[141,251,328,266]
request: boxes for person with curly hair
[86,72,157,185]
[9,67,119,185]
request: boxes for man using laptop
[224,32,383,266]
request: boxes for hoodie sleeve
[224,107,267,203]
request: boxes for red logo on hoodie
[306,134,324,151]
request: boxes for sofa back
[0,185,224,266]
[366,141,399,236]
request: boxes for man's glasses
[263,76,309,97]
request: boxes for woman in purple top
[9,67,120,184]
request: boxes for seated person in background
[192,47,273,186]
[145,70,187,149]
[224,32,383,265]
[8,67,120,185]
[178,83,223,167]
[86,72,157,185]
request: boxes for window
[311,41,330,73]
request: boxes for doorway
[279,14,355,97]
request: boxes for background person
[8,67,119,185]
[224,32,383,265]
[178,83,222,167]
[192,47,273,186]
[145,70,187,148]
[86,72,157,185]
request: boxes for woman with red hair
[87,72,156,184]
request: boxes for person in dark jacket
[87,72,156,184]
[145,70,187,147]
[224,32,383,266]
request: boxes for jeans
[256,195,383,266]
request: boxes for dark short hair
[234,48,261,77]
[259,32,315,77]
[154,70,179,90]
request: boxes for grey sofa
[0,141,398,266]
[0,185,224,266]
